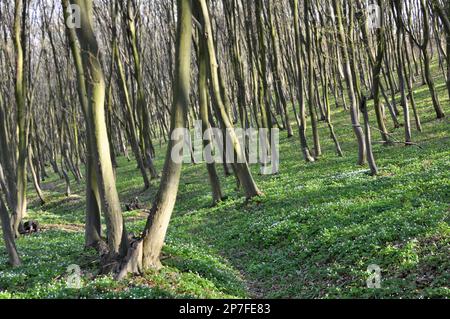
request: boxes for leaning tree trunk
[420,0,445,119]
[430,0,449,107]
[63,0,102,248]
[28,143,45,205]
[333,0,367,165]
[71,0,128,260]
[198,37,224,205]
[198,0,262,198]
[140,0,193,272]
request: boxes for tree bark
[333,0,367,165]
[198,0,262,198]
[71,0,128,259]
[291,0,315,162]
[198,35,224,204]
[140,0,193,270]
[360,97,379,176]
[420,0,445,119]
[393,0,412,144]
[372,0,390,143]
[0,195,21,267]
[12,0,28,238]
[304,0,321,158]
[63,0,102,248]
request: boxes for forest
[0,0,448,300]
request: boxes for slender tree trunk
[393,0,412,144]
[125,0,160,179]
[291,0,314,162]
[28,143,45,205]
[198,37,224,205]
[372,0,390,143]
[304,0,321,158]
[199,0,262,197]
[71,0,128,258]
[431,0,450,103]
[111,0,151,190]
[63,0,102,248]
[12,0,28,237]
[333,0,366,165]
[140,0,193,270]
[268,1,293,138]
[402,36,422,132]
[360,97,379,176]
[420,0,445,119]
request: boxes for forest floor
[0,78,449,299]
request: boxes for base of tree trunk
[115,238,144,280]
[114,236,164,280]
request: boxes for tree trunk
[28,143,45,205]
[420,0,445,119]
[12,0,28,238]
[393,0,412,145]
[360,97,379,176]
[63,0,102,248]
[111,0,151,190]
[304,0,321,158]
[291,0,315,162]
[141,0,193,270]
[199,0,262,198]
[372,0,390,143]
[333,0,366,165]
[0,196,21,267]
[198,36,224,205]
[71,0,128,259]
